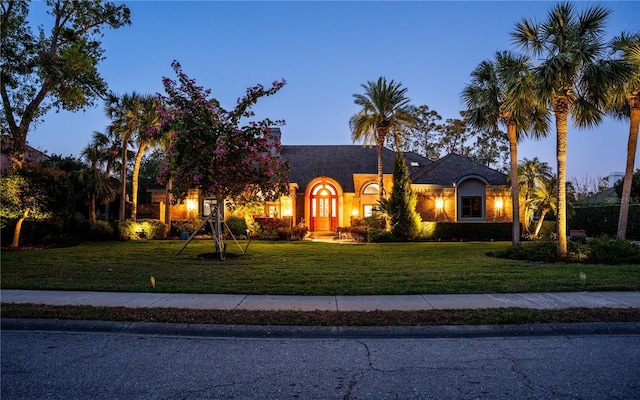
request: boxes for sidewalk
[2,290,639,311]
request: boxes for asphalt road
[2,324,639,400]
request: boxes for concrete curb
[2,318,640,339]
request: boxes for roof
[280,145,431,192]
[410,153,508,186]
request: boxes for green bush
[493,236,640,264]
[88,220,116,241]
[291,225,309,240]
[226,216,248,237]
[419,222,513,241]
[118,220,169,240]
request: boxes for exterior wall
[415,188,457,222]
[485,187,513,222]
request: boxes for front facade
[265,146,512,232]
[154,143,513,231]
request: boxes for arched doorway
[309,180,339,231]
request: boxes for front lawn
[2,240,639,295]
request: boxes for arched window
[363,183,379,195]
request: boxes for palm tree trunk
[555,102,569,258]
[377,128,387,200]
[533,208,550,237]
[131,142,147,222]
[617,102,639,239]
[507,123,520,245]
[119,145,128,222]
[89,193,97,227]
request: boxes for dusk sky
[26,1,639,182]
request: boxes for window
[363,205,374,217]
[461,197,483,218]
[363,183,379,195]
[268,205,278,218]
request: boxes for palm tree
[462,50,550,245]
[105,92,156,221]
[129,95,161,221]
[79,141,118,227]
[512,2,618,257]
[90,129,124,220]
[517,157,553,235]
[529,175,558,238]
[607,32,640,239]
[350,77,416,200]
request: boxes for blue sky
[27,1,639,182]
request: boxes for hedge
[570,205,639,240]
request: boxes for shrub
[418,222,513,241]
[118,220,169,240]
[291,225,309,240]
[226,215,248,237]
[585,236,640,264]
[253,217,286,239]
[88,220,116,241]
[493,236,640,264]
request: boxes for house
[154,130,513,231]
[0,135,50,173]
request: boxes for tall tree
[462,50,550,245]
[512,2,620,257]
[1,0,130,169]
[105,92,146,221]
[79,139,117,226]
[157,61,289,256]
[607,32,640,239]
[350,77,416,200]
[129,95,161,221]
[394,105,442,160]
[388,152,422,241]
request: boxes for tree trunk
[507,123,520,245]
[164,179,172,226]
[131,142,147,222]
[533,208,550,237]
[119,137,129,222]
[89,193,97,227]
[555,101,569,258]
[377,128,387,200]
[617,101,639,239]
[11,209,29,247]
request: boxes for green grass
[3,303,639,326]
[2,240,639,295]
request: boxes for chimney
[268,127,282,156]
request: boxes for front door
[310,181,338,232]
[316,196,331,231]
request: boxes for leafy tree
[0,170,50,247]
[387,152,421,241]
[1,0,130,169]
[606,32,640,239]
[350,77,416,199]
[393,104,442,160]
[512,2,623,257]
[157,61,289,254]
[462,50,550,245]
[438,114,471,157]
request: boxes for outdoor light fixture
[186,199,198,212]
[494,197,503,211]
[352,209,359,216]
[435,197,444,212]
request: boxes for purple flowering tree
[155,61,289,256]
